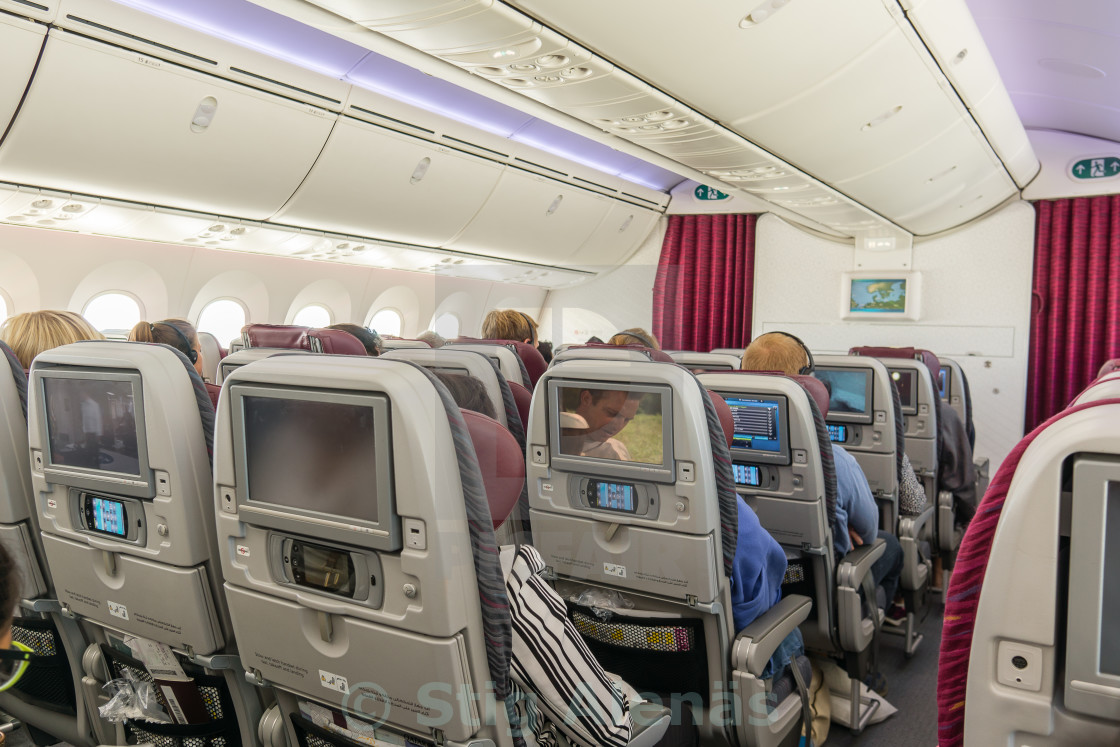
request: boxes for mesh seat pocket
[8,615,77,714]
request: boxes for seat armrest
[731,595,812,676]
[899,504,935,540]
[627,703,672,747]
[836,538,885,589]
[938,489,954,509]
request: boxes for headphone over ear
[770,331,814,375]
[155,322,198,364]
[517,312,537,346]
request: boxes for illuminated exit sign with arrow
[1070,156,1120,180]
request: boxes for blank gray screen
[1102,482,1120,676]
[243,396,379,523]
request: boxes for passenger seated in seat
[326,323,382,356]
[416,330,446,348]
[938,401,977,528]
[608,328,661,350]
[557,387,641,461]
[482,309,539,348]
[742,333,904,615]
[434,372,496,419]
[128,319,206,377]
[0,310,105,370]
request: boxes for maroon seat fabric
[936,396,1120,747]
[205,382,221,410]
[242,323,312,350]
[509,381,532,433]
[462,409,526,529]
[707,390,734,448]
[849,345,941,380]
[792,374,830,418]
[309,328,367,356]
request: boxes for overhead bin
[0,14,45,139]
[274,114,504,245]
[0,29,337,220]
[565,201,660,271]
[443,167,613,265]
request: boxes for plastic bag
[98,669,171,724]
[569,587,634,621]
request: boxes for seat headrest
[850,344,941,380]
[462,409,526,529]
[242,324,311,350]
[1098,358,1120,378]
[707,390,735,448]
[478,339,547,387]
[508,381,532,432]
[793,375,829,418]
[309,328,368,356]
[574,342,676,364]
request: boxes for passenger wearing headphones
[128,319,205,377]
[128,319,218,407]
[607,327,661,350]
[481,309,539,348]
[741,333,903,623]
[325,323,382,356]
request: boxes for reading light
[492,49,517,59]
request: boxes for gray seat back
[379,338,431,351]
[382,348,510,426]
[197,331,222,385]
[28,341,229,652]
[215,356,522,745]
[667,351,742,372]
[216,348,313,385]
[445,342,529,388]
[813,355,901,530]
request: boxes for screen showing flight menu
[725,396,782,454]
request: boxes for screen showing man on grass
[557,386,663,464]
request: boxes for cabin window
[433,312,460,339]
[83,292,142,337]
[293,304,331,328]
[197,298,248,348]
[368,308,402,338]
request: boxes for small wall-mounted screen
[827,424,848,443]
[813,368,871,418]
[890,368,918,413]
[243,396,379,522]
[850,278,908,314]
[91,496,127,537]
[43,378,140,476]
[556,386,664,465]
[589,480,637,513]
[732,463,762,487]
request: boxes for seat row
[0,336,965,746]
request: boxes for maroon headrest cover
[509,381,532,432]
[850,345,940,381]
[707,390,735,449]
[243,324,311,350]
[462,409,525,529]
[793,375,830,418]
[309,328,368,356]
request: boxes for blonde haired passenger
[740,332,808,374]
[0,310,105,369]
[481,309,538,347]
[607,328,661,350]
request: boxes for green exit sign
[694,185,729,201]
[1071,157,1120,180]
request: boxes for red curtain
[1025,196,1120,431]
[652,214,757,352]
